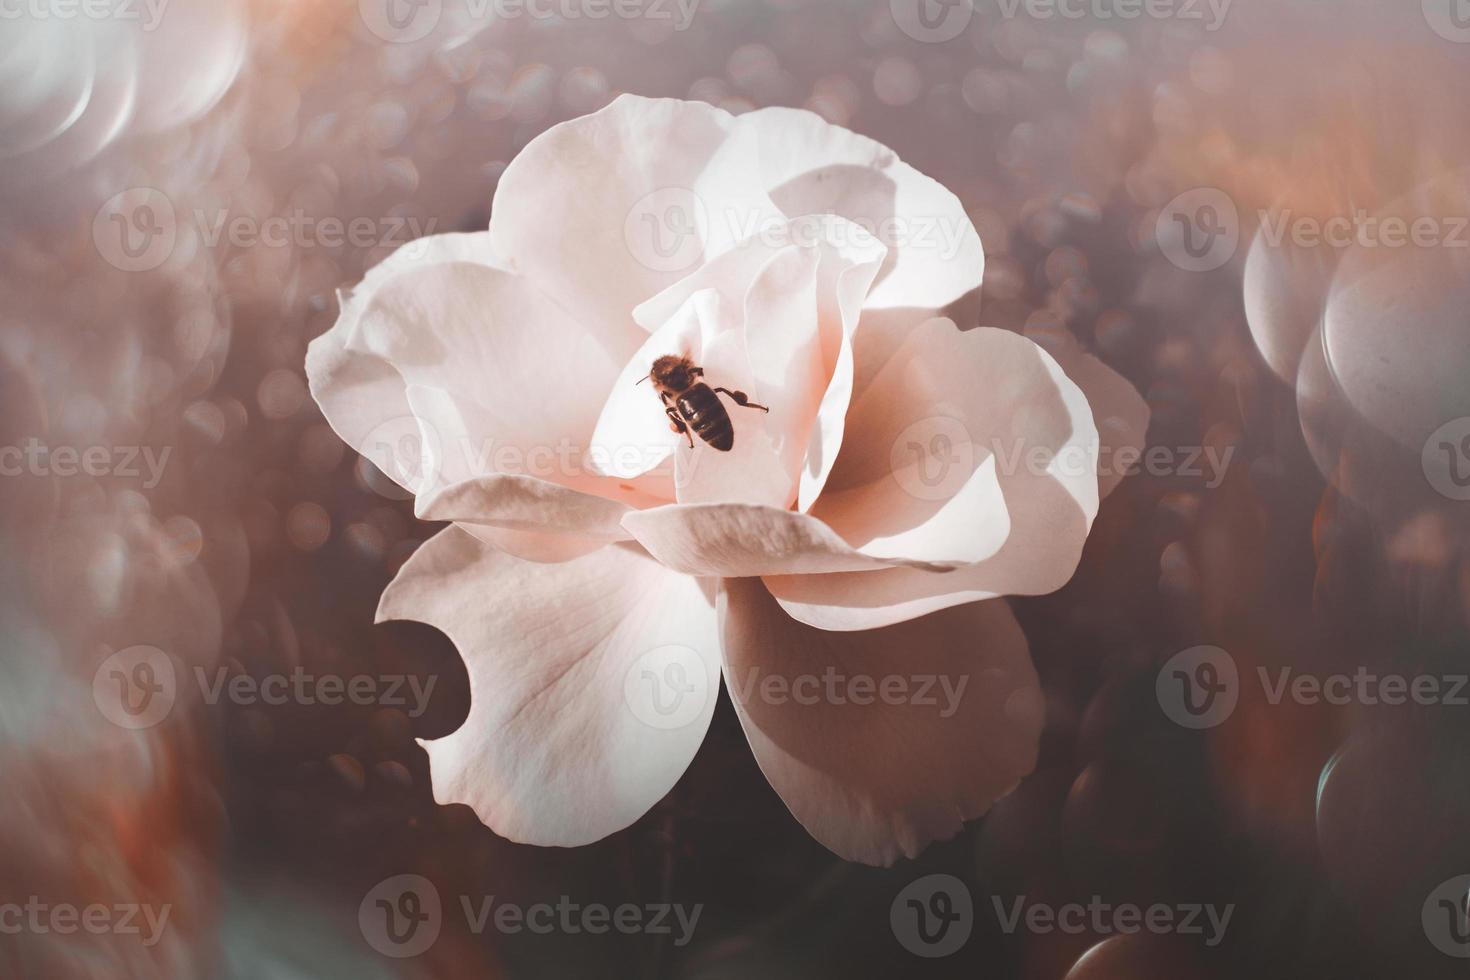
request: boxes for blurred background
[4,0,1470,976]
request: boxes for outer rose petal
[620,502,959,578]
[378,527,721,846]
[490,94,781,333]
[1021,326,1150,499]
[718,578,1042,866]
[304,231,499,463]
[733,106,984,315]
[767,321,1101,631]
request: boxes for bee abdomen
[677,385,734,452]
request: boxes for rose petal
[378,527,721,846]
[588,290,713,481]
[597,268,796,508]
[1022,327,1150,499]
[348,262,625,464]
[769,322,1100,631]
[304,231,500,471]
[620,502,955,578]
[734,106,984,314]
[718,578,1042,866]
[616,215,888,509]
[490,93,780,333]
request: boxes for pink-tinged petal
[401,383,656,561]
[718,578,1042,866]
[620,502,955,578]
[350,263,624,462]
[415,473,634,563]
[770,322,1100,631]
[796,222,888,510]
[620,215,888,509]
[490,94,780,332]
[378,527,721,847]
[588,291,712,481]
[734,106,983,314]
[1022,327,1150,499]
[304,232,500,477]
[598,269,795,509]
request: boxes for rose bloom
[307,95,1146,865]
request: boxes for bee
[639,354,769,452]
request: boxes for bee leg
[713,387,770,413]
[666,407,695,448]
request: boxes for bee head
[647,354,696,393]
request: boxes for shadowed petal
[718,578,1042,866]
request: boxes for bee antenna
[635,374,650,385]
